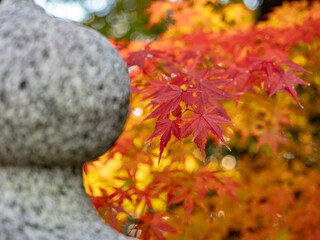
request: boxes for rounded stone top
[0,3,130,167]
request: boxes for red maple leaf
[182,107,232,158]
[249,58,310,108]
[126,42,164,70]
[190,69,233,108]
[135,186,159,210]
[168,186,200,221]
[257,129,287,153]
[216,177,241,202]
[167,167,240,221]
[265,70,309,108]
[151,169,190,198]
[192,167,240,202]
[215,65,254,96]
[281,60,312,74]
[146,84,195,120]
[137,213,176,240]
[149,118,183,162]
[191,168,223,200]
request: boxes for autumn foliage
[83,1,320,239]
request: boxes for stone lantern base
[0,166,129,240]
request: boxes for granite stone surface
[0,2,131,239]
[0,2,130,167]
[0,166,130,240]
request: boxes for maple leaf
[182,107,232,158]
[218,66,254,95]
[126,42,164,70]
[146,84,195,120]
[191,168,222,200]
[266,70,309,108]
[103,204,128,230]
[170,72,193,88]
[216,177,241,202]
[168,186,198,222]
[143,75,171,101]
[199,79,233,100]
[137,213,176,240]
[166,167,240,222]
[135,187,159,210]
[257,129,287,153]
[281,60,312,74]
[149,118,183,163]
[192,167,240,203]
[109,187,133,205]
[190,69,234,108]
[151,169,190,198]
[248,58,310,108]
[151,84,193,105]
[166,174,208,222]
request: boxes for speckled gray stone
[0,1,130,167]
[0,1,131,239]
[0,166,130,240]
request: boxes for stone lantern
[0,0,131,239]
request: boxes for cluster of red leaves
[126,18,311,163]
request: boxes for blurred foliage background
[34,0,287,41]
[35,0,170,40]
